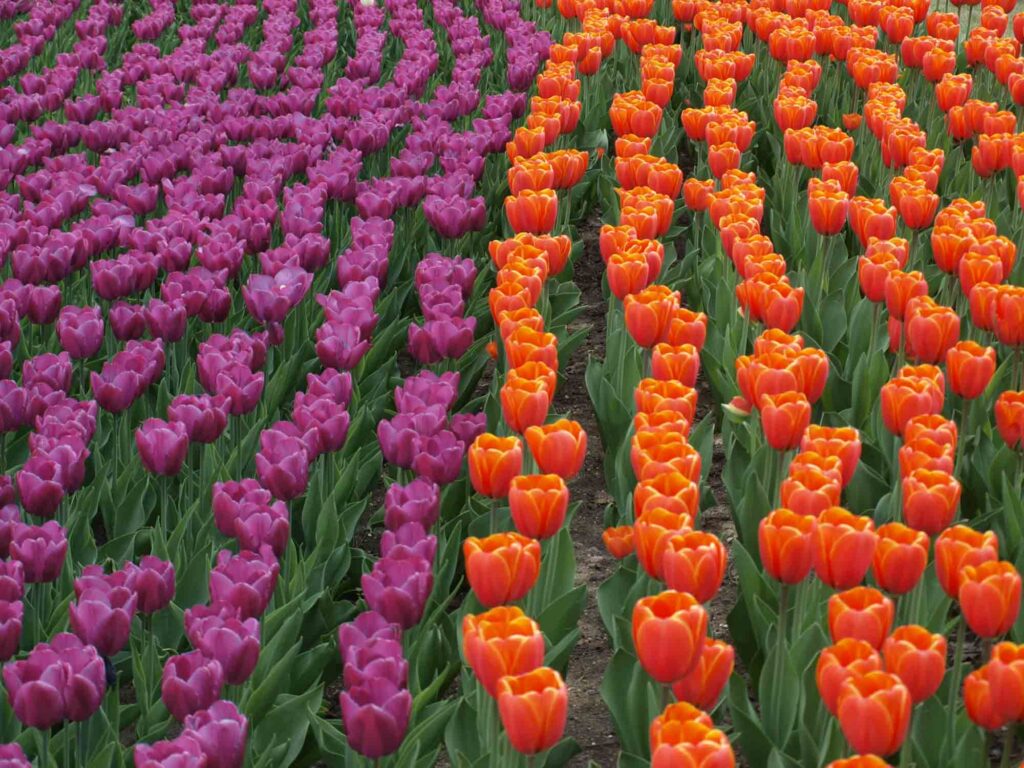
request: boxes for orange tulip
[609,91,663,137]
[934,526,999,601]
[632,441,701,482]
[662,308,709,349]
[836,671,911,756]
[825,757,891,768]
[901,469,960,535]
[880,376,942,435]
[635,379,698,422]
[464,532,541,607]
[800,426,862,487]
[816,639,883,715]
[651,343,700,386]
[904,299,960,364]
[959,560,1022,638]
[987,642,1024,722]
[808,184,850,236]
[608,251,655,300]
[759,391,811,451]
[995,390,1024,450]
[650,718,735,768]
[649,701,713,752]
[463,607,545,696]
[634,507,693,580]
[814,507,878,589]
[708,142,742,178]
[822,161,859,196]
[468,433,523,498]
[496,667,568,754]
[500,378,551,434]
[615,134,653,158]
[661,531,727,603]
[623,285,680,348]
[524,419,586,479]
[903,414,957,449]
[670,639,734,711]
[506,361,557,400]
[508,474,569,540]
[505,326,558,371]
[633,590,708,683]
[947,340,996,400]
[849,196,898,247]
[898,437,954,478]
[779,466,841,518]
[828,586,894,649]
[964,664,1012,731]
[759,508,817,585]
[882,625,946,704]
[505,189,558,234]
[683,178,715,212]
[603,525,635,559]
[508,158,555,194]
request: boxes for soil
[559,210,620,767]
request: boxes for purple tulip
[411,430,466,486]
[208,548,279,620]
[162,651,224,722]
[0,342,11,380]
[109,302,148,341]
[384,477,440,530]
[232,500,290,557]
[450,412,486,446]
[0,477,12,507]
[338,611,403,665]
[56,305,104,359]
[26,285,62,325]
[10,521,67,582]
[416,254,477,298]
[0,743,30,768]
[145,299,187,343]
[361,551,434,629]
[211,480,274,538]
[22,352,72,393]
[241,267,312,326]
[134,733,208,768]
[186,610,260,686]
[292,394,350,454]
[136,418,189,476]
[315,320,370,371]
[168,394,229,444]
[0,559,24,601]
[91,366,143,414]
[304,368,352,407]
[69,584,137,657]
[377,407,447,469]
[254,432,309,501]
[0,381,26,433]
[339,678,411,759]
[407,317,476,364]
[0,601,23,661]
[16,455,68,519]
[343,640,408,689]
[211,363,264,416]
[381,523,437,563]
[124,556,176,614]
[183,700,248,768]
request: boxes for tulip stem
[945,619,966,756]
[1000,725,1014,768]
[39,728,50,768]
[78,719,87,766]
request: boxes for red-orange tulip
[508,474,569,540]
[882,625,947,704]
[947,341,996,400]
[650,718,735,768]
[816,639,883,715]
[623,285,680,348]
[500,378,551,434]
[524,419,586,479]
[464,532,541,607]
[935,525,999,598]
[463,607,545,696]
[759,391,812,451]
[987,642,1024,722]
[469,434,523,498]
[901,469,960,535]
[633,590,708,683]
[828,586,894,649]
[649,701,712,753]
[800,426,862,486]
[651,343,700,387]
[964,663,1011,731]
[872,522,929,594]
[904,299,960,364]
[995,391,1024,450]
[836,671,912,756]
[670,640,735,710]
[634,507,693,581]
[814,507,878,589]
[780,466,842,518]
[880,376,942,436]
[959,560,1022,638]
[496,667,568,754]
[825,757,891,768]
[661,531,727,603]
[603,525,635,560]
[759,508,817,585]
[505,189,558,234]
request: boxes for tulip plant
[3,0,1024,763]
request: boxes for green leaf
[758,636,800,748]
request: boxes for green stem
[1000,725,1014,768]
[899,709,915,768]
[945,619,966,756]
[41,728,49,768]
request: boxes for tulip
[869,522,929,597]
[69,585,137,657]
[168,394,229,444]
[779,465,841,517]
[671,639,734,710]
[0,744,29,768]
[10,521,67,583]
[651,718,735,768]
[623,285,680,348]
[946,341,996,400]
[384,478,440,530]
[56,305,103,359]
[661,531,727,603]
[882,625,946,704]
[995,391,1024,450]
[759,508,816,584]
[964,663,1010,731]
[338,611,402,665]
[901,469,960,535]
[134,734,208,767]
[340,678,411,758]
[136,418,190,476]
[124,556,175,614]
[500,379,550,434]
[524,419,587,479]
[633,590,708,683]
[0,601,23,661]
[208,549,280,620]
[183,700,248,768]
[880,376,941,435]
[361,552,433,629]
[468,434,523,498]
[813,507,878,589]
[826,756,891,768]
[508,474,569,540]
[496,667,568,755]
[986,642,1024,722]
[464,532,541,607]
[836,671,911,756]
[759,392,811,451]
[603,526,635,558]
[816,639,884,715]
[162,651,225,722]
[650,701,713,752]
[14,457,65,519]
[959,560,1022,638]
[935,525,999,598]
[186,609,261,686]
[463,606,545,697]
[828,586,894,649]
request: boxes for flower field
[1,0,1024,763]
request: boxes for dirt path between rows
[559,210,620,766]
